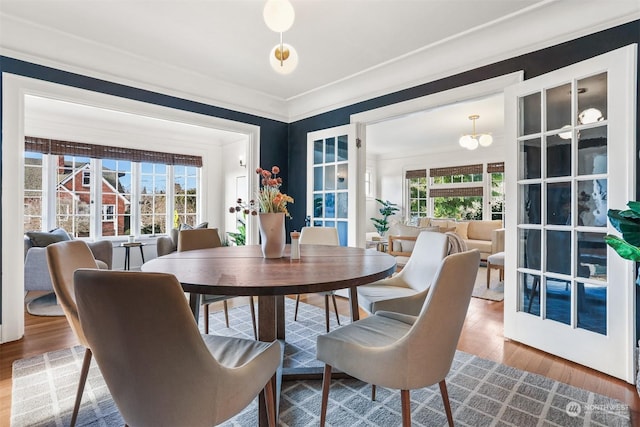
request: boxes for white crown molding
[0,14,290,123]
[2,3,639,124]
[286,3,640,122]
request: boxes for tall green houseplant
[370,199,400,236]
[605,201,640,283]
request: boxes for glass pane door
[504,45,636,382]
[307,125,359,246]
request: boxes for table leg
[276,295,285,340]
[139,246,145,263]
[258,296,280,427]
[123,248,130,270]
[348,287,360,322]
[188,292,201,323]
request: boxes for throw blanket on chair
[445,231,468,254]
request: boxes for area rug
[11,299,629,426]
[472,266,504,302]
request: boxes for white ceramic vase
[258,212,286,258]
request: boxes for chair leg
[400,389,411,427]
[439,380,454,427]
[223,300,230,328]
[249,296,257,340]
[71,348,92,427]
[499,267,504,281]
[320,364,332,427]
[324,294,330,333]
[264,375,277,427]
[204,304,210,334]
[371,384,376,401]
[486,261,492,288]
[331,294,340,325]
[294,294,301,321]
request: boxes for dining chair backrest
[397,249,480,389]
[299,226,340,246]
[46,240,101,346]
[397,230,448,292]
[74,269,248,426]
[177,228,222,252]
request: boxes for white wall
[223,139,249,243]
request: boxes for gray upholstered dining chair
[317,249,481,427]
[178,228,257,338]
[357,230,448,316]
[45,240,107,427]
[73,269,281,427]
[294,226,341,332]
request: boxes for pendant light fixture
[459,114,493,150]
[264,0,298,74]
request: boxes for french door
[306,124,364,247]
[504,45,637,382]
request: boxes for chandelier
[459,114,493,150]
[264,0,298,74]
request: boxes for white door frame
[1,73,260,343]
[504,44,637,382]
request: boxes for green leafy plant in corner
[370,198,400,236]
[605,201,640,262]
[605,201,640,286]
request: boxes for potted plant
[605,201,640,395]
[605,201,640,278]
[370,199,400,237]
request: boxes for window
[405,163,505,221]
[102,205,115,221]
[406,169,427,221]
[24,137,202,239]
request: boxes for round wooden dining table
[142,244,395,426]
[142,244,396,341]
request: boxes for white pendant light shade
[263,0,295,32]
[270,43,298,74]
[578,108,603,125]
[459,114,491,150]
[459,135,473,149]
[558,124,573,139]
[478,134,493,147]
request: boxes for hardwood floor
[1,295,639,426]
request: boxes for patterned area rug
[472,266,504,302]
[12,299,629,426]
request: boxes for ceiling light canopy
[263,0,295,33]
[264,0,298,74]
[459,115,493,150]
[270,41,298,74]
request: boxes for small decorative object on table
[230,165,293,258]
[290,230,300,259]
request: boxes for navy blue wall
[0,57,289,313]
[287,20,640,232]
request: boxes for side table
[120,242,145,270]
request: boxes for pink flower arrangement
[255,165,294,217]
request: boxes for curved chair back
[46,240,100,346]
[74,269,275,426]
[177,228,222,252]
[399,249,480,388]
[398,230,448,291]
[299,226,340,246]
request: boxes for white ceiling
[1,1,638,155]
